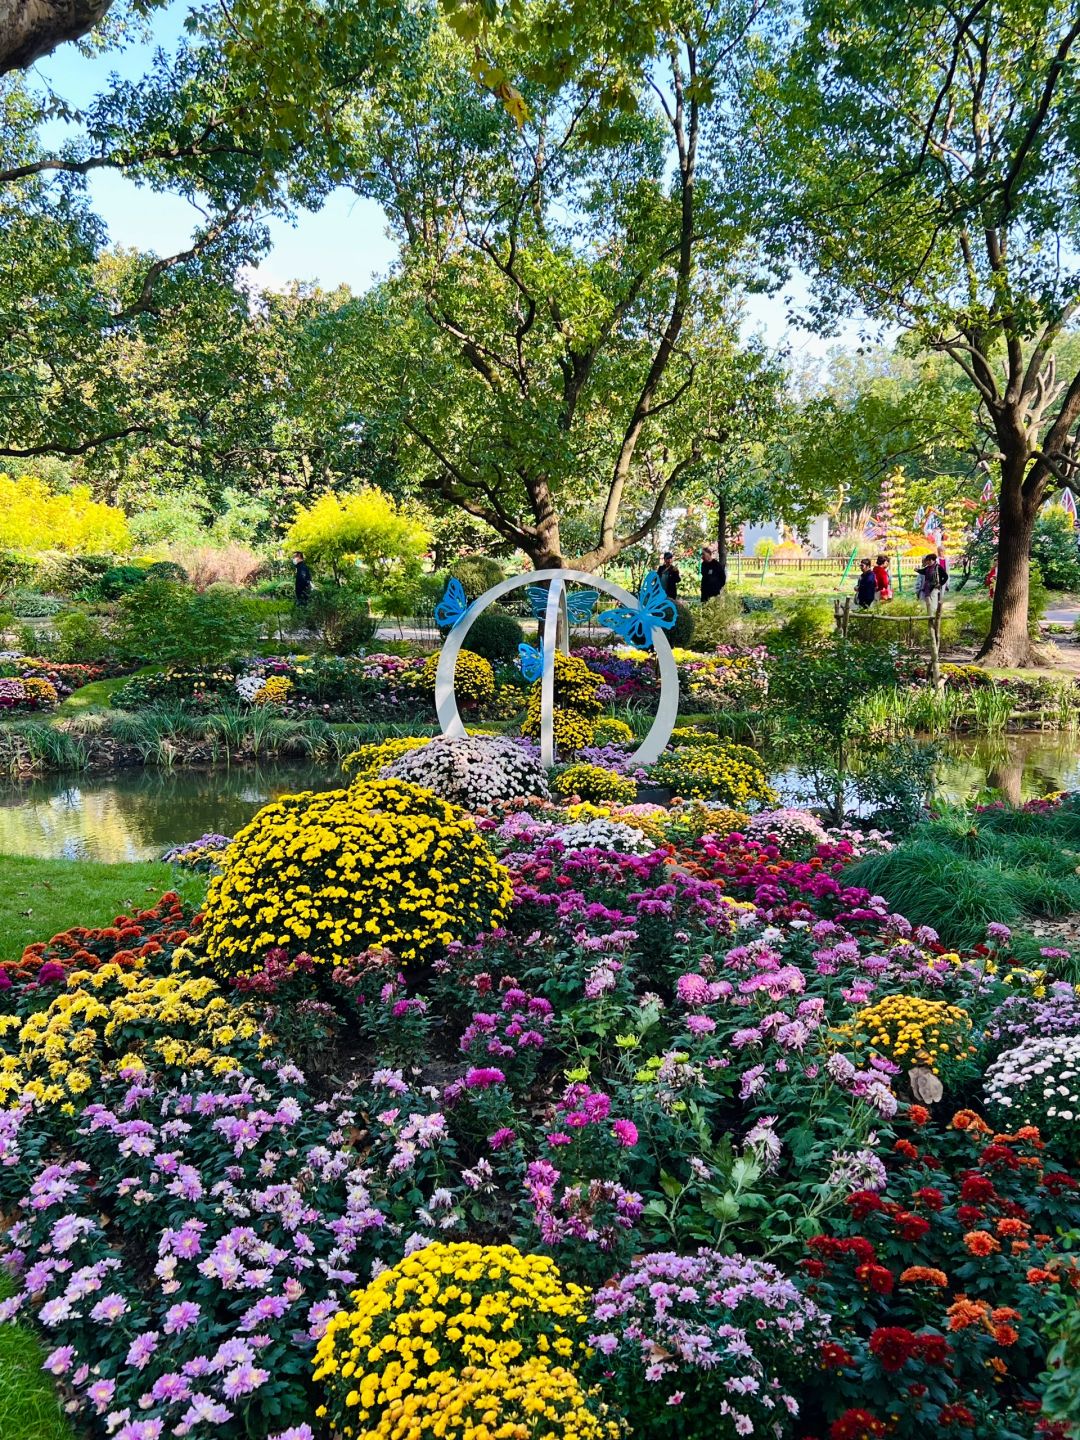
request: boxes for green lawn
[52,668,154,718]
[0,855,207,961]
[0,1277,74,1440]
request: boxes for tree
[331,4,774,572]
[749,0,1080,664]
[0,470,129,551]
[285,489,431,586]
[1,0,119,74]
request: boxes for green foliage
[447,556,506,600]
[111,580,259,666]
[668,601,696,649]
[285,489,430,586]
[8,590,62,618]
[459,606,524,663]
[0,473,129,554]
[1032,507,1080,591]
[770,641,897,747]
[851,740,938,832]
[97,565,148,599]
[45,609,109,664]
[0,1274,76,1440]
[845,817,1080,951]
[768,599,834,650]
[1041,1246,1080,1432]
[300,585,378,656]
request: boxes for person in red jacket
[872,554,893,602]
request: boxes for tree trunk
[1,0,113,71]
[977,465,1038,668]
[715,493,728,583]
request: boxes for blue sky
[28,7,861,367]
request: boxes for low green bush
[8,589,62,618]
[668,600,696,648]
[111,579,260,665]
[458,606,524,662]
[96,565,148,599]
[300,584,378,654]
[46,609,109,663]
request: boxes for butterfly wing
[526,584,549,619]
[566,588,597,623]
[517,642,544,682]
[638,570,678,631]
[434,577,469,630]
[596,604,646,646]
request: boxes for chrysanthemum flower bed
[2,788,1080,1440]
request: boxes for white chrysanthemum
[986,1034,1080,1143]
[551,818,653,854]
[383,734,550,808]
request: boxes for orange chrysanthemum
[995,1218,1029,1238]
[946,1297,991,1331]
[964,1230,1001,1257]
[952,1109,991,1133]
[899,1266,948,1287]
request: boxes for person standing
[700,544,725,602]
[292,551,313,606]
[916,553,941,614]
[872,554,892,602]
[657,551,680,599]
[936,544,949,593]
[855,557,877,609]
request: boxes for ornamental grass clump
[588,1249,828,1439]
[202,779,514,973]
[383,733,551,807]
[552,762,637,805]
[648,740,778,808]
[313,1241,608,1439]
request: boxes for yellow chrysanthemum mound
[313,1242,617,1440]
[552,764,637,805]
[202,780,514,974]
[252,675,293,706]
[0,960,263,1107]
[522,652,603,756]
[416,649,495,707]
[843,993,975,1074]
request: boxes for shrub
[46,608,109,662]
[552,763,637,804]
[0,473,130,553]
[170,542,263,590]
[97,564,148,598]
[769,598,836,649]
[143,559,189,584]
[286,488,430,585]
[417,648,495,707]
[111,579,260,666]
[110,666,237,710]
[314,1243,605,1440]
[648,742,777,808]
[457,604,524,661]
[668,599,696,647]
[384,735,551,807]
[448,554,506,599]
[8,588,62,617]
[522,651,603,754]
[202,778,514,972]
[301,583,379,654]
[1032,506,1080,591]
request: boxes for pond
[0,731,1077,863]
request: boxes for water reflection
[0,734,1077,863]
[0,765,341,862]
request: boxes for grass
[0,855,207,962]
[845,808,1080,958]
[0,1276,73,1440]
[52,670,151,718]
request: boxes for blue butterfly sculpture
[517,643,544,681]
[434,577,469,630]
[526,585,598,624]
[597,571,677,647]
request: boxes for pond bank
[0,731,1077,862]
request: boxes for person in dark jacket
[916,552,941,613]
[657,551,680,599]
[855,557,877,608]
[700,544,725,602]
[292,551,313,606]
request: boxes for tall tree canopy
[747,0,1080,664]
[326,2,779,571]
